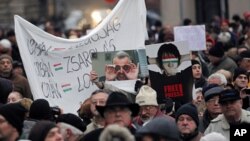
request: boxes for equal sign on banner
[53,48,65,51]
[61,83,72,92]
[54,63,63,71]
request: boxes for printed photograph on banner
[91,49,149,81]
[146,41,193,106]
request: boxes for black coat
[0,77,13,104]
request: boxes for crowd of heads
[1,8,250,141]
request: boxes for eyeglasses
[91,99,106,106]
[140,105,155,112]
[115,64,131,73]
[107,64,132,73]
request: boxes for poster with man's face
[91,49,148,82]
[145,41,194,105]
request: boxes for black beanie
[175,103,199,126]
[28,120,56,141]
[29,99,52,120]
[56,113,86,132]
[0,103,27,135]
[208,42,224,58]
[233,67,249,81]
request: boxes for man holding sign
[147,42,193,109]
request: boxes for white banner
[14,0,147,113]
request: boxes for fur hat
[208,42,224,58]
[0,103,27,135]
[175,103,199,126]
[18,98,33,114]
[200,132,227,141]
[136,85,158,106]
[233,67,249,81]
[99,124,135,141]
[28,120,57,141]
[96,92,139,117]
[56,113,86,132]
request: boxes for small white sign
[174,25,206,51]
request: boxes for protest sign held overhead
[14,0,147,113]
[174,25,206,51]
[146,41,193,106]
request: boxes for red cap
[220,19,229,26]
[206,35,215,46]
[244,11,250,19]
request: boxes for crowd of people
[0,9,250,141]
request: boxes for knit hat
[208,42,224,58]
[218,32,231,43]
[0,39,11,48]
[0,103,27,135]
[137,117,180,141]
[56,113,86,132]
[206,36,215,46]
[29,99,53,120]
[136,85,158,106]
[219,89,241,104]
[28,120,57,141]
[233,67,249,81]
[175,103,199,126]
[0,54,13,63]
[204,86,224,102]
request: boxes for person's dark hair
[77,97,92,125]
[183,18,192,26]
[157,43,181,70]
[232,14,241,22]
[6,29,15,37]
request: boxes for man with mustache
[105,51,139,81]
[133,85,174,127]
